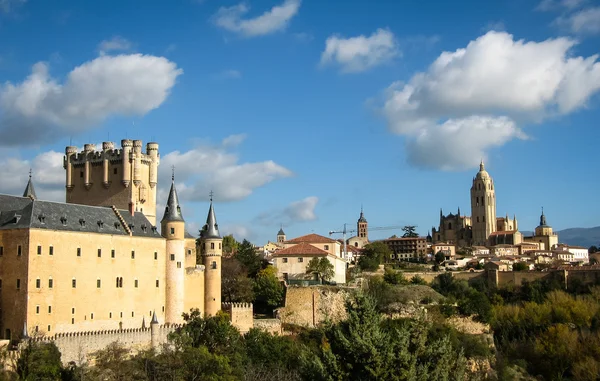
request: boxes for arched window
[210,242,215,250]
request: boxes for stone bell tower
[470,160,497,246]
[63,139,160,225]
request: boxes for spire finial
[479,159,485,171]
[209,190,214,202]
[171,165,175,182]
[28,168,32,179]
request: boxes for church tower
[161,174,186,324]
[201,195,222,317]
[470,161,496,246]
[277,226,286,243]
[357,206,368,241]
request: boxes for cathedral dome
[475,160,490,180]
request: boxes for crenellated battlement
[222,302,253,310]
[222,302,253,334]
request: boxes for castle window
[111,249,115,258]
[91,313,94,320]
[134,279,138,288]
[219,243,222,249]
[48,306,52,314]
[72,279,76,288]
[80,171,83,178]
[0,246,3,256]
[177,262,181,268]
[298,257,303,263]
[36,305,40,314]
[72,307,75,314]
[77,248,81,257]
[48,277,53,288]
[132,312,134,317]
[71,318,74,324]
[162,306,165,312]
[170,227,175,235]
[156,279,159,288]
[109,312,112,318]
[131,251,135,259]
[47,325,51,332]
[154,252,158,260]
[355,242,358,247]
[211,261,217,269]
[120,312,123,318]
[49,246,53,256]
[16,279,20,289]
[97,279,101,288]
[477,217,480,223]
[324,245,329,250]
[448,223,452,230]
[170,254,175,261]
[116,277,123,288]
[37,245,42,255]
[282,258,288,263]
[36,278,40,288]
[211,243,215,250]
[98,249,102,258]
[187,250,192,255]
[476,197,479,206]
[17,245,21,256]
[114,168,118,175]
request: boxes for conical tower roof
[23,170,37,200]
[161,176,184,223]
[277,226,285,236]
[358,205,367,223]
[201,193,220,239]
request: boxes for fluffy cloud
[98,36,132,55]
[158,135,293,203]
[0,150,65,201]
[213,0,301,37]
[380,31,600,170]
[555,6,600,34]
[255,196,318,226]
[321,28,399,73]
[537,0,588,11]
[0,54,182,146]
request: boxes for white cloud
[158,135,293,203]
[98,36,132,55]
[537,0,588,11]
[0,54,183,146]
[213,0,301,37]
[0,150,65,201]
[380,31,600,170]
[221,223,255,241]
[320,28,399,73]
[255,196,318,226]
[555,6,600,34]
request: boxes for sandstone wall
[278,286,349,327]
[253,319,282,335]
[222,303,253,334]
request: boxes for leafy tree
[401,225,419,238]
[589,245,599,254]
[234,239,263,278]
[359,242,392,271]
[383,268,408,285]
[305,257,335,283]
[434,251,445,264]
[253,266,284,312]
[222,234,240,255]
[221,258,254,303]
[512,262,528,271]
[86,341,142,380]
[16,341,64,381]
[410,275,427,285]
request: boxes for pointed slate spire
[201,191,221,239]
[540,207,548,227]
[277,224,285,236]
[161,169,184,223]
[23,169,37,200]
[358,205,367,223]
[151,311,159,324]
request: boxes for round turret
[121,139,133,148]
[84,144,96,153]
[102,141,115,151]
[133,140,143,153]
[146,142,159,152]
[65,146,78,155]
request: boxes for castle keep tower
[64,140,160,225]
[470,161,497,246]
[161,175,186,324]
[357,207,368,241]
[201,196,222,317]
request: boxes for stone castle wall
[278,286,350,328]
[222,303,253,334]
[253,319,282,335]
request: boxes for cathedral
[432,161,519,247]
[0,139,222,341]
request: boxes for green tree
[305,257,335,283]
[383,268,408,285]
[234,239,263,278]
[221,258,254,303]
[222,234,240,255]
[434,251,445,264]
[512,262,528,271]
[359,242,392,271]
[401,225,419,238]
[589,245,598,254]
[16,340,64,381]
[253,266,284,311]
[410,275,427,285]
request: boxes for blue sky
[0,0,599,244]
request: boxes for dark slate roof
[22,178,37,200]
[161,181,184,223]
[0,194,162,238]
[277,227,285,236]
[200,202,220,239]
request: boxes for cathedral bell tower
[470,161,497,246]
[357,206,368,241]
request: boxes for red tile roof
[285,233,337,244]
[272,242,329,256]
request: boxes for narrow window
[36,278,40,288]
[0,246,3,256]
[170,254,175,261]
[17,245,21,256]
[324,245,329,250]
[72,279,76,288]
[170,227,175,235]
[48,306,52,314]
[282,258,288,263]
[72,307,75,314]
[119,277,123,287]
[131,250,135,259]
[156,279,159,288]
[49,246,53,256]
[131,311,134,317]
[211,261,217,269]
[37,245,42,255]
[154,251,158,260]
[134,279,138,288]
[111,249,115,258]
[77,248,81,257]
[120,312,123,318]
[36,305,40,314]
[16,279,20,289]
[97,249,101,258]
[71,318,74,324]
[80,171,83,178]
[47,325,51,332]
[113,167,118,175]
[219,243,222,249]
[97,279,101,288]
[177,261,182,269]
[187,250,192,255]
[91,313,94,320]
[298,257,303,263]
[211,242,215,250]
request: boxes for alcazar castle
[0,139,251,361]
